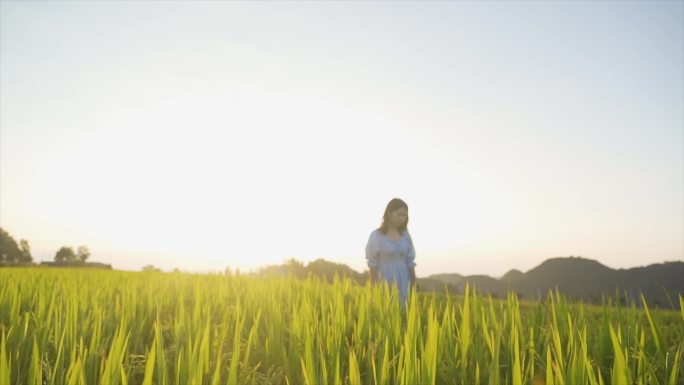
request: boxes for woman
[365,198,416,306]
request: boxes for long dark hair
[379,198,409,234]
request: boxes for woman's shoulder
[367,229,382,246]
[402,230,413,241]
[369,228,385,240]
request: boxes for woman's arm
[366,231,379,282]
[406,232,416,287]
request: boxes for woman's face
[388,207,408,228]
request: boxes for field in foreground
[1,268,682,385]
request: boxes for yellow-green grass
[0,268,682,384]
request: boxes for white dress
[365,228,416,305]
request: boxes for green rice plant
[609,324,632,385]
[487,326,501,385]
[227,298,244,385]
[545,347,555,385]
[65,356,86,385]
[141,336,156,385]
[642,294,664,355]
[0,268,682,385]
[28,337,42,385]
[511,321,522,385]
[348,349,361,385]
[154,312,168,385]
[668,348,681,385]
[1,330,9,385]
[421,304,439,385]
[457,283,471,382]
[578,326,600,385]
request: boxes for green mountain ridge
[426,256,683,309]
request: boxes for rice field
[1,268,682,385]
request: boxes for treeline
[250,258,370,284]
[0,227,104,268]
[0,228,33,264]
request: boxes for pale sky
[1,1,682,277]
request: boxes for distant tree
[306,258,364,283]
[19,239,32,263]
[77,246,90,262]
[142,265,161,272]
[0,227,23,263]
[285,258,306,278]
[55,247,77,262]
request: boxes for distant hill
[457,275,507,296]
[416,277,452,292]
[430,257,683,309]
[425,273,464,285]
[509,257,618,299]
[251,256,683,309]
[501,269,523,282]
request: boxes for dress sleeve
[406,232,416,268]
[365,231,380,268]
